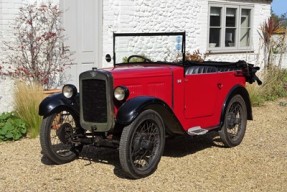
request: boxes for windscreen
[114,33,185,64]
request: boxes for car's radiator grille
[82,79,107,123]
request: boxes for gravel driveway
[0,98,286,192]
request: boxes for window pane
[226,8,237,27]
[240,28,250,47]
[225,29,236,47]
[241,9,251,27]
[209,28,221,47]
[210,7,221,27]
[241,9,251,47]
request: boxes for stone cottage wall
[272,33,287,69]
[0,0,272,112]
[206,0,272,68]
[102,0,206,67]
[0,0,58,113]
[102,0,271,67]
[0,0,23,113]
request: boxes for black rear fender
[116,96,185,135]
[38,93,80,118]
[220,85,252,127]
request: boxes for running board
[187,126,208,136]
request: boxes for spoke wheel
[219,95,247,147]
[119,110,165,179]
[40,109,83,164]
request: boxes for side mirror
[105,54,112,63]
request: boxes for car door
[184,72,221,119]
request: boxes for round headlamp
[114,86,129,101]
[62,84,77,99]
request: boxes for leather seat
[217,67,234,72]
[185,66,218,75]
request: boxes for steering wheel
[127,55,152,63]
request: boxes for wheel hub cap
[56,123,73,144]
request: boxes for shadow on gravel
[41,155,57,165]
[78,146,128,178]
[40,132,224,179]
[163,132,224,157]
[40,145,128,178]
[77,132,224,178]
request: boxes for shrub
[260,67,287,101]
[185,49,206,62]
[247,67,287,106]
[258,17,280,68]
[2,2,72,89]
[246,84,265,106]
[14,82,44,138]
[0,112,27,141]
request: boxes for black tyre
[119,110,165,179]
[40,109,83,164]
[219,95,247,147]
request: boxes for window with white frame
[208,4,253,51]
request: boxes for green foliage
[14,82,44,138]
[247,67,287,106]
[261,67,287,101]
[247,85,265,107]
[272,10,287,27]
[0,112,27,141]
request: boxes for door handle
[217,83,223,89]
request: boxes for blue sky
[272,0,287,16]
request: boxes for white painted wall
[272,33,287,69]
[0,0,272,113]
[0,0,58,113]
[0,0,23,113]
[101,0,272,68]
[102,0,207,67]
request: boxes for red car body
[39,32,261,179]
[110,64,246,131]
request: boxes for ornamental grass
[13,81,44,138]
[247,66,287,106]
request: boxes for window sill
[206,49,254,55]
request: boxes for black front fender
[116,96,184,135]
[38,93,80,117]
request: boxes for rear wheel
[40,109,84,164]
[119,110,165,179]
[219,95,247,147]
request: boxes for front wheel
[119,110,165,179]
[219,95,247,147]
[40,109,84,164]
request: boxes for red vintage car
[39,32,261,179]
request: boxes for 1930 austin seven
[39,32,262,179]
